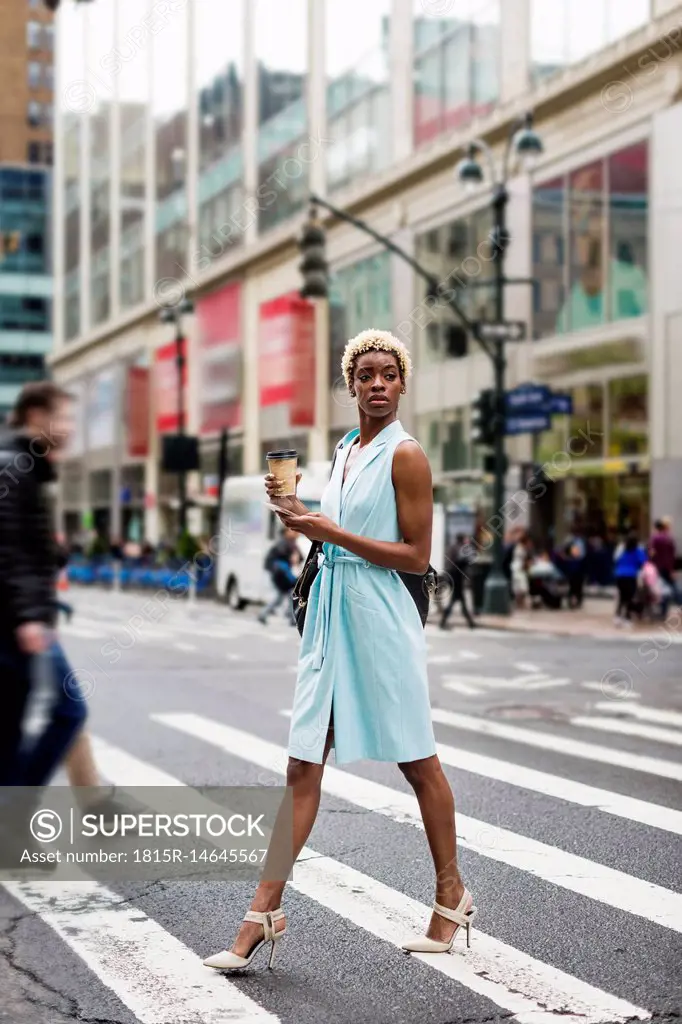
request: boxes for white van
[216,461,332,609]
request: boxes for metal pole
[212,427,229,598]
[176,319,187,539]
[482,185,511,616]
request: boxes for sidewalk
[471,597,664,639]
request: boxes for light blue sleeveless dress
[287,419,437,765]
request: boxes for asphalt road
[1,588,681,1024]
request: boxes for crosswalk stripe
[91,734,649,1024]
[280,709,682,836]
[60,624,105,639]
[430,708,682,783]
[570,715,682,747]
[156,713,682,934]
[592,702,682,729]
[3,879,278,1023]
[435,739,682,836]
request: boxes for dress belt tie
[311,549,385,670]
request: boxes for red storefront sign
[155,337,187,434]
[258,292,316,427]
[290,299,315,427]
[126,366,150,457]
[197,281,242,436]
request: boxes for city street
[1,589,681,1024]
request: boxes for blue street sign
[549,392,573,415]
[505,383,551,412]
[504,413,551,436]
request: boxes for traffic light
[471,388,498,447]
[298,208,328,299]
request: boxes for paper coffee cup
[266,449,298,496]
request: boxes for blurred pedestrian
[562,533,586,609]
[440,534,475,630]
[613,532,646,628]
[258,527,299,625]
[650,517,679,602]
[511,531,531,609]
[0,382,81,786]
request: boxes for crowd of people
[501,519,679,624]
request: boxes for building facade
[0,0,55,166]
[0,0,56,419]
[50,0,682,551]
[0,164,52,419]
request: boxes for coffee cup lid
[266,450,298,460]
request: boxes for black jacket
[0,429,59,635]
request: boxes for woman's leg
[398,754,466,943]
[228,724,335,958]
[615,579,626,618]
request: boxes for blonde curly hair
[341,329,413,393]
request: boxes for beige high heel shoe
[402,889,477,954]
[203,908,286,971]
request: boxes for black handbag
[291,444,436,636]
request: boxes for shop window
[27,21,41,49]
[566,161,605,332]
[532,141,648,339]
[608,375,647,456]
[567,383,605,459]
[413,0,500,147]
[27,101,42,127]
[608,143,648,319]
[28,61,41,89]
[530,0,650,83]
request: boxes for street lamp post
[159,296,194,539]
[456,112,543,615]
[303,113,542,616]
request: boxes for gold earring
[400,386,406,394]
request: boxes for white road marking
[277,711,682,835]
[581,682,642,699]
[570,716,682,747]
[514,662,541,672]
[60,624,105,639]
[3,880,278,1023]
[440,680,481,695]
[427,654,453,664]
[442,673,570,694]
[430,709,682,783]
[158,714,682,935]
[173,642,197,652]
[93,734,649,1024]
[593,701,682,729]
[434,739,682,836]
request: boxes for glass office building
[51,0,682,548]
[0,166,52,421]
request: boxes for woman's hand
[264,472,309,518]
[283,511,338,543]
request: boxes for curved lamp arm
[502,114,533,182]
[468,137,498,186]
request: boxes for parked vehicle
[216,462,331,609]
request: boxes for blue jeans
[16,641,88,787]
